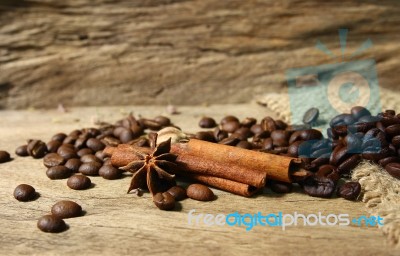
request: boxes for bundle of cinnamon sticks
[104,139,307,197]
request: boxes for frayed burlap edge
[351,161,400,247]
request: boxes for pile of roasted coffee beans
[193,106,400,199]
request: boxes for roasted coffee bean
[363,128,388,148]
[13,184,36,201]
[391,135,400,148]
[337,182,361,200]
[261,117,277,132]
[46,140,62,153]
[27,140,47,158]
[141,119,162,130]
[332,125,348,137]
[166,186,187,201]
[186,184,215,201]
[51,200,83,219]
[46,166,72,179]
[327,128,338,140]
[344,133,362,153]
[262,138,274,151]
[380,116,399,127]
[80,154,102,164]
[351,106,371,120]
[316,165,340,182]
[57,146,77,160]
[220,115,239,125]
[86,138,105,152]
[358,115,381,124]
[199,117,217,128]
[362,147,390,162]
[236,141,252,149]
[119,128,135,143]
[195,131,216,142]
[241,117,257,128]
[64,158,82,172]
[51,133,67,143]
[310,148,332,158]
[74,136,88,150]
[77,148,94,157]
[67,174,91,190]
[69,129,82,137]
[309,154,331,171]
[271,130,290,147]
[385,109,396,116]
[311,139,331,151]
[337,155,361,175]
[222,121,241,133]
[287,141,304,157]
[378,157,400,167]
[213,128,229,141]
[63,135,78,145]
[153,192,175,210]
[103,158,112,166]
[289,131,302,144]
[79,162,102,176]
[0,150,11,163]
[330,146,350,166]
[15,145,29,157]
[218,136,240,146]
[274,146,288,154]
[99,165,121,180]
[303,107,319,124]
[385,162,400,179]
[330,114,355,127]
[234,127,253,139]
[275,120,288,130]
[37,215,67,233]
[269,180,292,193]
[43,153,65,168]
[250,124,264,135]
[95,150,107,161]
[113,126,126,138]
[101,136,121,147]
[303,175,336,198]
[300,129,323,141]
[385,124,400,137]
[297,140,315,157]
[154,116,171,127]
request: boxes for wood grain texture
[0,0,400,109]
[0,105,399,255]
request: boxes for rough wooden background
[0,105,399,255]
[0,0,399,109]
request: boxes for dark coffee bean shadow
[30,192,41,201]
[173,202,183,211]
[88,183,96,189]
[80,210,87,217]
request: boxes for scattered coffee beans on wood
[15,145,29,157]
[67,175,91,190]
[51,200,83,219]
[153,192,176,210]
[13,184,37,201]
[37,215,67,233]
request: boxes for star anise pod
[120,133,177,195]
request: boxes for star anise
[120,133,177,195]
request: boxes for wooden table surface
[0,104,398,256]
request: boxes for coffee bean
[337,155,361,175]
[391,135,400,148]
[303,175,336,198]
[287,141,304,157]
[119,129,135,143]
[64,158,82,172]
[79,162,102,176]
[385,124,400,137]
[166,186,187,201]
[69,129,82,137]
[153,192,175,210]
[269,180,292,193]
[337,182,361,200]
[95,150,107,161]
[67,174,91,190]
[51,200,82,219]
[46,140,62,153]
[15,145,29,157]
[262,138,274,151]
[311,148,332,158]
[330,146,350,166]
[37,215,67,233]
[303,107,319,124]
[141,119,162,130]
[195,131,216,142]
[27,140,47,158]
[77,148,94,157]
[199,117,217,128]
[250,124,264,135]
[299,129,323,141]
[220,115,239,125]
[57,146,77,160]
[385,109,396,116]
[222,121,241,133]
[186,184,215,201]
[80,154,102,164]
[378,157,400,167]
[0,150,11,163]
[101,136,122,147]
[154,116,171,127]
[99,165,121,180]
[236,141,252,149]
[234,127,253,139]
[74,136,88,150]
[316,165,340,182]
[43,153,65,168]
[13,184,36,201]
[46,166,72,179]
[218,136,240,146]
[289,131,302,144]
[241,117,257,128]
[51,133,67,143]
[261,117,277,132]
[271,130,290,147]
[63,135,78,145]
[385,162,400,179]
[358,115,381,124]
[86,138,105,152]
[330,114,356,127]
[213,128,228,141]
[362,147,390,162]
[275,120,288,130]
[351,106,371,120]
